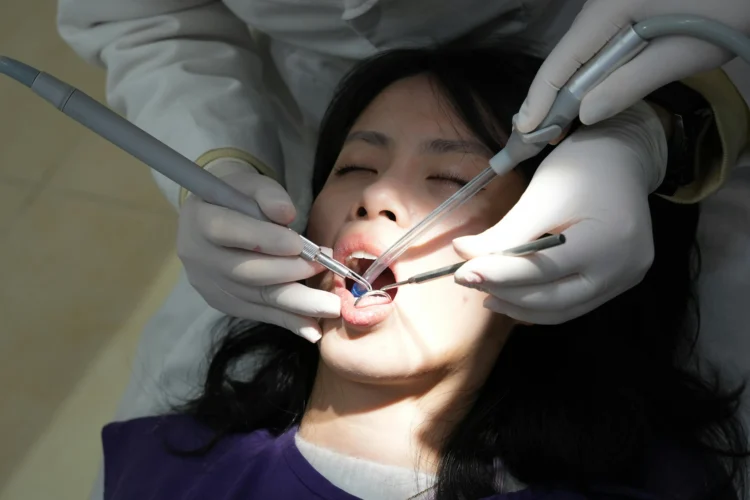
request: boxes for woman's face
[307,74,525,384]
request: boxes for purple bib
[102,415,715,500]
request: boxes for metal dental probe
[353,234,565,306]
[0,57,372,292]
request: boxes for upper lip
[333,232,401,285]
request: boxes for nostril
[356,207,367,217]
[381,210,396,222]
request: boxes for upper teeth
[349,251,377,260]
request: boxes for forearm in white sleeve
[57,0,283,208]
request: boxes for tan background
[0,0,180,498]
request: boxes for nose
[350,178,412,228]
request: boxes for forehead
[351,74,476,141]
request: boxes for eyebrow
[344,130,493,157]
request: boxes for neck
[298,362,487,473]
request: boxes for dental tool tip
[351,280,371,296]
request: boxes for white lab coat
[55,1,750,497]
[58,0,589,227]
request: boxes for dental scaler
[0,56,372,293]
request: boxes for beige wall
[0,1,178,498]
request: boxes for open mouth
[343,251,398,301]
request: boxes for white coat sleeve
[57,0,283,209]
[504,0,588,59]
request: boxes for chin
[317,319,429,384]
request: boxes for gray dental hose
[491,14,750,172]
[0,56,372,290]
[635,15,750,62]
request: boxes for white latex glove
[515,0,750,131]
[177,158,340,342]
[452,101,668,324]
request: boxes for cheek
[411,280,494,330]
[306,194,341,246]
[430,173,526,241]
[476,173,527,225]
[420,285,514,367]
[393,276,506,358]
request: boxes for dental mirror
[353,289,392,307]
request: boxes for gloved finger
[217,248,327,287]
[454,219,597,286]
[514,3,627,132]
[195,202,304,256]
[579,36,731,124]
[480,274,601,312]
[454,251,568,287]
[482,294,610,325]
[214,279,341,318]
[229,170,297,225]
[202,281,323,342]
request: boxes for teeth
[349,251,377,260]
[343,251,378,272]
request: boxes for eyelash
[429,172,469,187]
[334,164,469,187]
[334,164,375,176]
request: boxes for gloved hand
[452,101,668,324]
[177,158,340,342]
[515,0,750,131]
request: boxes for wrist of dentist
[179,148,276,206]
[570,100,669,194]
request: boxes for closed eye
[428,173,469,187]
[333,164,377,176]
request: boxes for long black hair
[175,45,749,498]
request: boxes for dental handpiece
[0,57,372,292]
[355,25,651,293]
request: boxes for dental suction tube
[357,15,750,292]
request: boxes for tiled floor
[0,1,179,498]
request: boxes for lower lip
[334,279,394,328]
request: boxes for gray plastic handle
[490,25,649,175]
